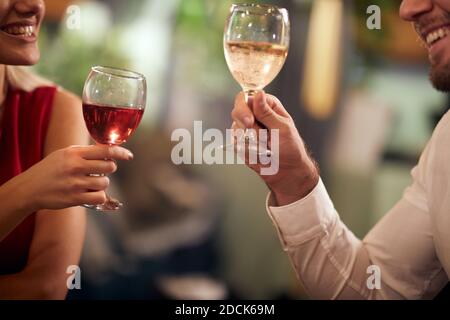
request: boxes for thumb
[253,91,284,129]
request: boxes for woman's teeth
[426,27,449,46]
[2,25,35,37]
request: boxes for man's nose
[400,0,433,21]
[13,0,44,17]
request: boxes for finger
[231,119,263,131]
[231,121,246,141]
[79,145,133,161]
[253,91,285,129]
[80,160,117,175]
[81,176,110,191]
[231,92,255,128]
[265,94,291,118]
[79,191,107,206]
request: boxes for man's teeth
[2,25,34,37]
[426,27,449,46]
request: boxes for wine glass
[223,3,290,154]
[82,66,147,212]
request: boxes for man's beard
[430,63,450,92]
[414,14,450,92]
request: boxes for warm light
[44,0,81,21]
[301,0,343,120]
[110,130,119,144]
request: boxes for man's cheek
[435,0,450,11]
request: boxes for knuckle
[69,179,83,191]
[68,160,83,175]
[231,110,245,124]
[60,160,71,174]
[95,145,109,159]
[231,108,239,119]
[104,146,114,159]
[66,182,77,194]
[62,147,74,159]
[62,150,83,173]
[66,146,80,157]
[231,108,247,121]
[73,161,85,174]
[62,159,76,175]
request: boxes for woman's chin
[1,52,40,66]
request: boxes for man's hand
[231,91,320,206]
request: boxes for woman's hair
[5,65,54,92]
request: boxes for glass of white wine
[223,3,290,154]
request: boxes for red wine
[83,103,144,145]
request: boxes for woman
[0,0,132,298]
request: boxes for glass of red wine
[82,66,146,212]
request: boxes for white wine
[224,41,288,91]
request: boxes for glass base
[218,143,272,157]
[83,198,123,212]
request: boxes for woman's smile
[0,22,37,43]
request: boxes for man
[231,0,450,299]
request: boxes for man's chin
[430,65,450,92]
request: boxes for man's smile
[424,25,449,47]
[414,18,450,64]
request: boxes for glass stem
[243,90,272,156]
[244,89,257,105]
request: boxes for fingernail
[128,151,134,160]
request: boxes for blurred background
[37,0,448,299]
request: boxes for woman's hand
[231,91,320,206]
[16,145,133,212]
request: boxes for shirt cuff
[266,178,337,249]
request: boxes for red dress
[0,86,56,275]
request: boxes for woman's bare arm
[0,178,36,242]
[0,88,88,299]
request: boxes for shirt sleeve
[266,128,448,299]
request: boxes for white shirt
[266,112,450,299]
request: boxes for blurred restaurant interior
[38,0,449,299]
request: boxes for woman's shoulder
[43,86,87,156]
[12,86,81,114]
[6,66,82,106]
[52,87,81,109]
[25,86,81,111]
